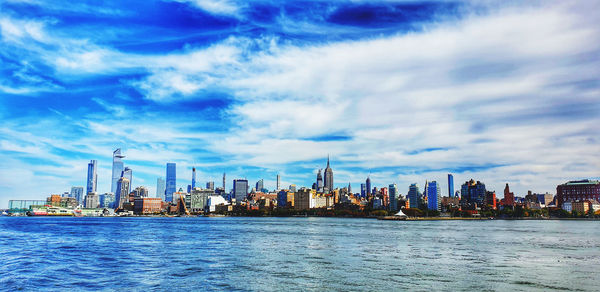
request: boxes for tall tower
[223,172,226,190]
[348,182,352,194]
[366,176,372,196]
[165,163,176,202]
[192,167,196,189]
[156,177,165,200]
[316,169,323,193]
[115,177,130,209]
[86,160,97,194]
[276,174,281,190]
[122,167,132,194]
[448,174,454,198]
[111,149,125,194]
[324,156,333,193]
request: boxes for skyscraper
[86,160,97,194]
[366,177,372,196]
[426,181,441,211]
[156,177,165,200]
[348,182,352,194]
[448,174,454,198]
[503,183,515,207]
[115,177,130,209]
[233,179,248,203]
[111,149,125,194]
[165,163,176,202]
[360,183,366,197]
[71,186,84,205]
[122,167,132,194]
[256,179,264,192]
[206,181,214,190]
[316,169,323,193]
[276,174,280,190]
[222,173,226,190]
[407,183,421,208]
[461,179,486,209]
[324,156,333,193]
[389,184,398,211]
[192,167,196,189]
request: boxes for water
[0,217,599,291]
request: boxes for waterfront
[1,217,599,291]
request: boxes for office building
[99,192,115,208]
[256,179,264,192]
[134,198,162,215]
[448,174,454,198]
[84,192,99,209]
[366,177,372,196]
[115,177,130,209]
[70,186,84,205]
[86,160,97,195]
[133,186,149,198]
[111,148,125,194]
[276,174,280,190]
[503,183,515,207]
[233,179,248,203]
[361,183,366,197]
[222,173,226,190]
[165,163,176,202]
[556,180,600,208]
[192,167,196,189]
[425,181,441,211]
[206,181,214,190]
[316,169,323,193]
[389,184,398,211]
[407,183,421,208]
[324,156,333,193]
[122,167,132,194]
[461,179,487,209]
[156,177,166,200]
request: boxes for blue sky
[1,0,599,208]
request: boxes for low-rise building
[134,198,162,215]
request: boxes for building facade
[84,192,99,208]
[111,148,125,195]
[70,186,84,205]
[448,174,454,198]
[156,177,165,200]
[426,181,441,211]
[324,157,333,193]
[556,180,600,208]
[233,179,248,203]
[389,184,398,211]
[461,179,486,209]
[86,160,97,195]
[407,183,421,209]
[165,163,176,202]
[115,177,130,209]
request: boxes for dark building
[366,177,372,196]
[461,179,486,209]
[556,180,600,208]
[503,183,515,207]
[316,169,323,193]
[233,179,248,203]
[324,156,333,193]
[485,191,497,210]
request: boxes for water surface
[1,217,598,291]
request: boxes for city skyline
[1,1,599,208]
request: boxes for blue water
[1,217,599,291]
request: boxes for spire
[327,154,330,168]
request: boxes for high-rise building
[71,187,84,205]
[192,167,196,189]
[156,177,165,200]
[361,183,366,197]
[115,177,130,209]
[84,192,99,208]
[256,179,264,192]
[289,184,296,193]
[276,174,281,190]
[122,167,132,194]
[407,183,421,208]
[366,177,372,196]
[233,179,248,203]
[133,186,149,198]
[324,156,333,193]
[503,183,515,207]
[448,174,454,198]
[316,169,323,193]
[111,149,125,195]
[426,181,441,211]
[348,183,352,194]
[99,192,115,208]
[222,173,226,190]
[206,181,214,190]
[165,163,176,202]
[556,180,600,208]
[389,184,398,211]
[461,179,486,209]
[86,160,97,194]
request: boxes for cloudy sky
[1,0,599,207]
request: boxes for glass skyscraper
[448,174,454,198]
[366,177,372,196]
[71,186,84,205]
[165,163,176,202]
[111,149,125,195]
[156,177,166,200]
[426,181,441,211]
[86,160,97,194]
[407,183,421,208]
[233,179,248,203]
[122,167,132,194]
[389,184,398,211]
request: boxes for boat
[1,211,8,216]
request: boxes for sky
[1,0,599,208]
